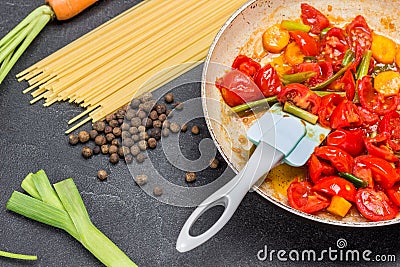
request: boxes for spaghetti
[17,0,248,133]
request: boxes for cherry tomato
[289,31,319,56]
[314,145,354,173]
[231,55,261,78]
[312,176,356,202]
[358,76,399,116]
[363,133,399,162]
[326,128,365,157]
[353,156,374,188]
[308,154,336,184]
[346,15,372,53]
[290,61,333,87]
[254,64,283,97]
[355,188,398,221]
[386,183,400,207]
[359,155,399,189]
[320,27,349,71]
[330,100,363,129]
[378,111,400,151]
[277,83,321,114]
[357,106,380,127]
[300,3,330,35]
[215,69,264,107]
[317,93,344,128]
[287,178,330,214]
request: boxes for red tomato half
[363,133,399,162]
[312,176,356,202]
[308,154,336,184]
[330,100,363,129]
[326,128,365,157]
[387,183,400,207]
[355,188,398,221]
[300,3,330,35]
[359,155,399,189]
[346,15,372,53]
[287,178,330,214]
[254,64,283,97]
[353,156,374,189]
[215,69,263,107]
[232,55,261,78]
[277,83,321,114]
[378,111,400,151]
[358,76,399,116]
[320,27,349,71]
[314,145,354,173]
[318,93,344,128]
[289,31,320,56]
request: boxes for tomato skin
[357,106,380,127]
[320,27,349,71]
[312,176,357,202]
[358,76,399,116]
[308,154,336,183]
[346,15,372,53]
[363,133,399,162]
[300,3,330,35]
[215,69,264,107]
[355,188,398,221]
[353,156,374,188]
[326,128,365,157]
[290,61,333,87]
[330,100,363,129]
[232,55,261,78]
[386,183,400,207]
[254,64,283,97]
[314,145,354,173]
[317,93,344,128]
[277,83,321,114]
[287,178,330,214]
[359,155,399,189]
[378,111,400,151]
[289,31,319,56]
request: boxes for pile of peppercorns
[68,107,127,165]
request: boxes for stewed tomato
[300,3,330,35]
[355,188,398,221]
[231,55,261,78]
[277,83,321,114]
[312,176,357,202]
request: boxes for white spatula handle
[176,142,284,252]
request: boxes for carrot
[46,0,98,21]
[284,42,304,65]
[262,24,290,54]
[374,70,400,97]
[371,33,396,64]
[395,46,400,69]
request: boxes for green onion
[356,50,372,80]
[320,27,331,37]
[281,71,317,85]
[338,172,369,188]
[283,102,319,124]
[231,91,345,114]
[310,63,352,91]
[341,49,355,67]
[280,20,311,32]
[6,170,137,267]
[0,5,53,84]
[0,250,37,261]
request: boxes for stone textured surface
[0,0,400,266]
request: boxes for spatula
[176,103,330,252]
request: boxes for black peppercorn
[125,154,133,164]
[113,127,122,137]
[97,169,108,180]
[174,102,183,110]
[191,125,200,135]
[121,122,130,131]
[135,174,148,186]
[104,125,113,134]
[153,186,163,196]
[101,144,109,154]
[130,98,140,109]
[106,133,115,142]
[153,120,162,128]
[105,114,116,123]
[155,103,167,114]
[130,145,140,156]
[89,129,98,140]
[78,131,90,143]
[109,153,119,164]
[149,110,158,120]
[137,110,147,120]
[129,127,139,135]
[92,121,106,132]
[170,122,180,133]
[158,113,167,122]
[131,117,142,128]
[68,134,79,145]
[109,119,119,128]
[143,118,153,128]
[111,139,120,146]
[148,138,157,149]
[150,127,161,140]
[122,138,134,147]
[118,147,125,158]
[95,135,107,146]
[181,124,188,132]
[164,92,174,103]
[136,153,146,163]
[125,109,136,121]
[116,109,125,119]
[185,172,196,183]
[210,158,219,169]
[82,146,93,158]
[109,145,118,154]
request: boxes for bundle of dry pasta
[17,0,248,133]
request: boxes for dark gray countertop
[1,0,400,266]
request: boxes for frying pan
[200,0,400,228]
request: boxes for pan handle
[176,142,284,253]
